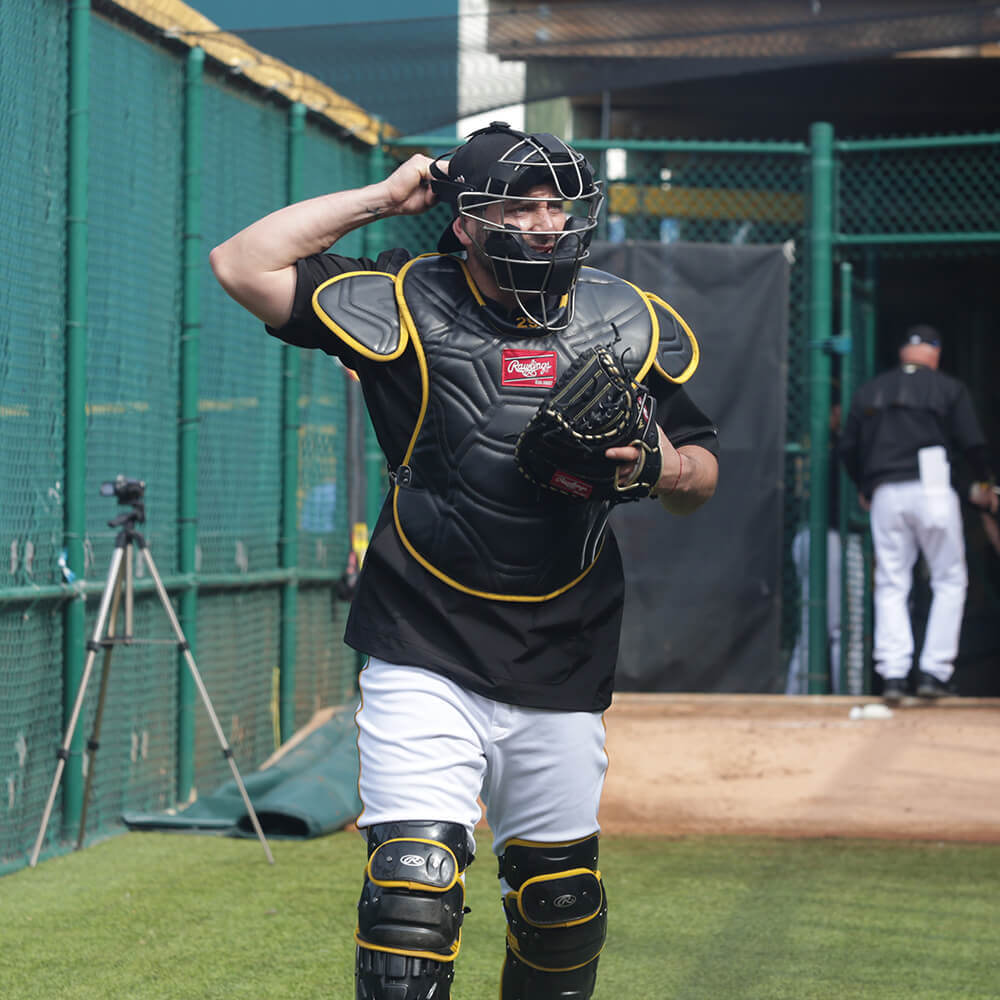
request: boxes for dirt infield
[599,693,1000,842]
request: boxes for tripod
[30,482,274,867]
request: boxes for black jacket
[839,363,989,499]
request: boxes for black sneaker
[882,677,907,705]
[916,672,953,699]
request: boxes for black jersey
[267,249,719,711]
[840,364,989,500]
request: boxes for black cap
[433,123,531,252]
[431,122,592,253]
[902,324,941,348]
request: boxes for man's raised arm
[209,154,437,329]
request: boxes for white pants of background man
[355,658,609,861]
[785,527,864,695]
[870,478,968,682]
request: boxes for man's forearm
[208,182,396,328]
[655,445,718,515]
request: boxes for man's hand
[605,425,675,489]
[970,481,999,514]
[608,430,717,515]
[382,155,438,217]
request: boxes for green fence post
[279,102,306,744]
[807,122,835,694]
[61,0,91,836]
[837,262,853,695]
[362,122,387,541]
[861,262,878,694]
[177,46,204,802]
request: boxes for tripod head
[101,475,146,532]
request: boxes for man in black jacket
[839,325,997,704]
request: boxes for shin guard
[354,820,473,1000]
[498,834,607,999]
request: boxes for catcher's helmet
[430,122,603,330]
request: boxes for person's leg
[483,705,609,999]
[784,526,810,694]
[827,528,842,693]
[844,532,866,695]
[870,483,920,683]
[353,659,488,1000]
[913,488,967,684]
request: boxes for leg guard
[498,834,607,1000]
[355,820,474,1000]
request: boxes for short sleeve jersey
[840,364,988,498]
[268,249,720,711]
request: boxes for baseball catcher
[211,122,719,1000]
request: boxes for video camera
[100,475,146,505]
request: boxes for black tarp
[589,242,790,692]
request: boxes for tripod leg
[138,544,275,865]
[30,547,127,868]
[76,566,126,849]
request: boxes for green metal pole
[394,135,808,156]
[177,47,204,802]
[806,122,835,694]
[363,123,387,537]
[837,262,853,695]
[61,0,91,836]
[279,102,306,744]
[861,260,878,694]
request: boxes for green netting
[302,124,369,255]
[838,142,1000,238]
[87,16,184,573]
[0,0,68,866]
[295,586,355,727]
[193,589,279,794]
[0,1,67,588]
[0,603,64,864]
[199,79,286,576]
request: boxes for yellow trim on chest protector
[645,291,700,383]
[311,270,408,360]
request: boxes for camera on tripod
[100,475,146,505]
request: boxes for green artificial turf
[2,832,998,999]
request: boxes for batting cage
[2,0,999,874]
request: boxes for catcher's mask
[430,122,604,330]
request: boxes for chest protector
[312,254,699,601]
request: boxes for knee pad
[498,834,607,1000]
[355,820,474,1000]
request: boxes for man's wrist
[661,453,684,496]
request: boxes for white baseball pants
[870,479,968,681]
[354,658,609,856]
[785,526,865,695]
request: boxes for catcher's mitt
[514,346,662,503]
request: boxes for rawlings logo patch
[502,349,558,388]
[551,470,593,499]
